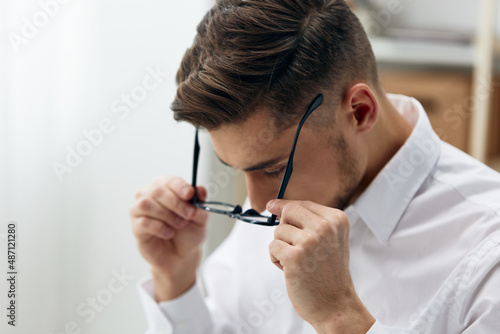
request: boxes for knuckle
[333,210,350,233]
[168,176,185,190]
[318,216,330,226]
[280,205,289,218]
[303,233,320,249]
[275,247,289,262]
[137,198,152,211]
[268,240,279,253]
[335,209,348,222]
[281,203,296,217]
[150,186,164,199]
[166,192,184,215]
[318,217,334,234]
[273,224,284,239]
[137,217,152,230]
[292,247,306,263]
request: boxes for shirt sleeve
[458,239,500,333]
[137,275,214,334]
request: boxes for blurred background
[0,1,499,333]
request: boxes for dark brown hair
[172,0,379,131]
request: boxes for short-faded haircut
[172,0,379,131]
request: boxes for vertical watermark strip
[5,221,18,326]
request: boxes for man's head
[172,0,390,212]
[172,0,380,129]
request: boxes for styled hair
[172,0,379,130]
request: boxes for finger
[274,222,302,246]
[132,216,174,242]
[268,199,325,216]
[142,177,208,226]
[273,201,317,229]
[296,201,350,236]
[268,199,347,233]
[153,184,196,221]
[161,187,208,225]
[150,179,209,227]
[135,186,147,200]
[196,185,208,202]
[269,239,294,271]
[130,197,188,230]
[266,199,288,216]
[169,176,197,202]
[293,200,344,222]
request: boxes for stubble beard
[329,134,364,211]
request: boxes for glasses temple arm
[191,129,200,204]
[270,94,323,224]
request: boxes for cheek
[281,148,340,204]
[285,163,339,205]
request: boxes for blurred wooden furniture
[379,69,500,162]
[360,0,500,168]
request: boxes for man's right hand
[130,176,209,302]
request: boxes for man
[130,0,500,333]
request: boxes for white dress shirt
[138,94,500,334]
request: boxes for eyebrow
[217,155,287,172]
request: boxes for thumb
[196,185,208,202]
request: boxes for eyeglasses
[190,94,323,226]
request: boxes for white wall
[0,1,247,333]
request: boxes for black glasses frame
[190,94,324,226]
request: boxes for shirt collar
[345,94,441,244]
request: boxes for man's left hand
[267,199,375,334]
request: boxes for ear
[342,83,379,133]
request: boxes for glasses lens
[240,215,270,223]
[239,214,280,226]
[196,202,239,214]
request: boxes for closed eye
[264,167,285,179]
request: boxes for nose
[244,173,274,214]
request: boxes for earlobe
[345,83,378,133]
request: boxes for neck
[350,94,414,204]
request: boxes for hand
[130,176,209,301]
[267,199,374,334]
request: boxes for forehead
[208,111,296,171]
